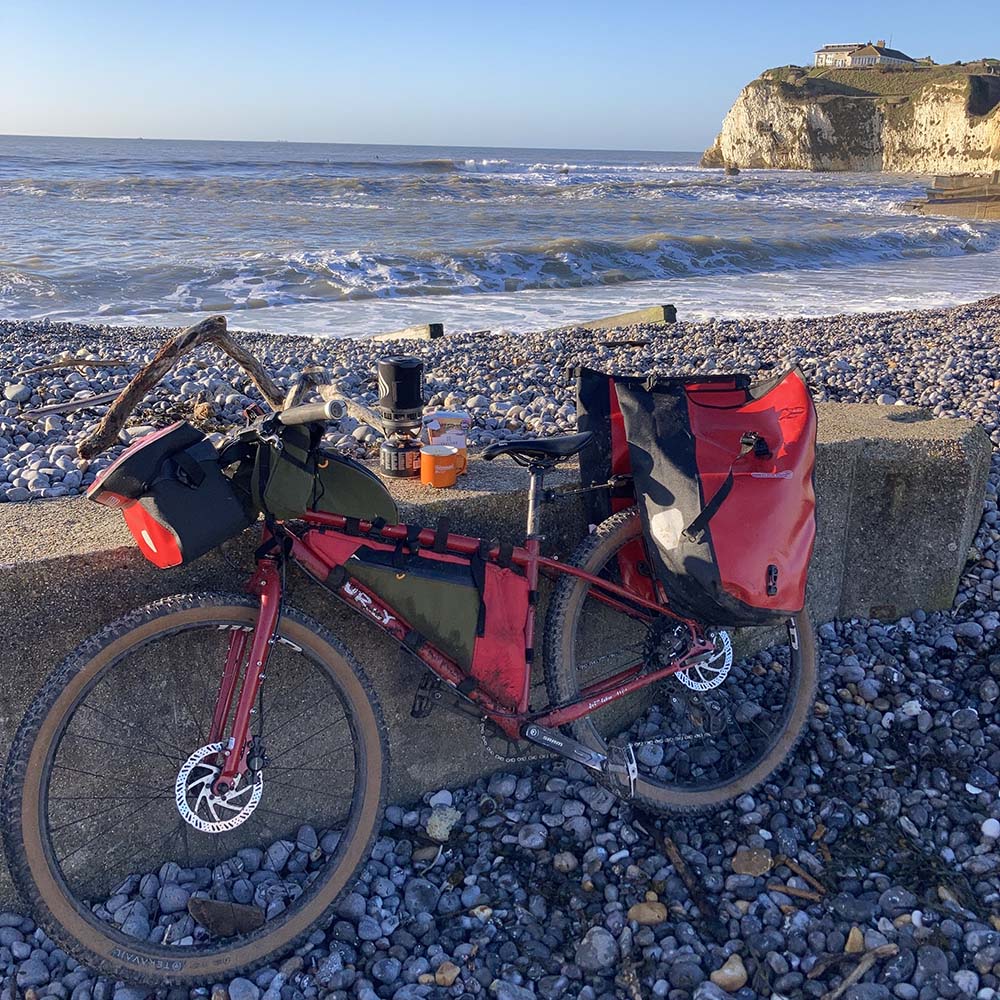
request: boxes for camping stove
[377,356,424,478]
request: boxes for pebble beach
[2,297,1000,1000]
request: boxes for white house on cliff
[814,41,916,68]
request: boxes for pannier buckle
[740,431,771,459]
[766,564,779,596]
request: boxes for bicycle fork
[208,559,282,794]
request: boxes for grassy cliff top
[760,61,1000,100]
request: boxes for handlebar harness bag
[87,421,255,568]
[580,368,817,627]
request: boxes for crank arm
[523,724,607,769]
[522,724,638,797]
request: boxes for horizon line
[0,131,700,155]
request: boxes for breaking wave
[86,224,999,316]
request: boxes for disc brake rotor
[175,742,263,834]
[675,629,733,691]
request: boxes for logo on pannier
[749,471,793,479]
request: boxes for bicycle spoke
[561,510,809,797]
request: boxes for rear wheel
[1,593,387,986]
[544,508,817,813]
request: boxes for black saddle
[482,431,593,466]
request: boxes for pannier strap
[392,525,423,573]
[682,432,765,544]
[171,450,206,489]
[496,541,514,569]
[407,524,422,554]
[432,517,451,553]
[470,539,490,636]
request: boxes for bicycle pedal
[602,742,638,799]
[411,673,444,719]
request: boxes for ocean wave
[0,168,921,218]
[149,223,1000,313]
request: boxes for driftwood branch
[24,391,122,419]
[16,358,138,377]
[816,944,898,1000]
[662,833,727,941]
[76,316,285,459]
[282,365,328,410]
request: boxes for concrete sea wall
[0,403,990,905]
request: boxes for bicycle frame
[209,510,716,791]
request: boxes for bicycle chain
[479,718,542,763]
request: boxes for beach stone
[491,983,535,1000]
[371,957,401,984]
[627,901,668,925]
[731,848,773,875]
[669,961,705,989]
[579,785,616,814]
[914,945,949,985]
[710,954,747,992]
[357,915,382,941]
[227,979,259,1000]
[3,385,31,404]
[844,986,890,1000]
[846,926,865,953]
[435,962,460,986]
[694,985,730,1000]
[553,851,578,873]
[574,926,618,971]
[517,823,547,849]
[404,879,440,915]
[16,959,49,988]
[158,884,190,914]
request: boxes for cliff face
[703,73,1000,173]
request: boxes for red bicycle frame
[208,508,715,792]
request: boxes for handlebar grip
[276,399,345,426]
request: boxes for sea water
[2,135,998,337]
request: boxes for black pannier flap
[577,368,817,627]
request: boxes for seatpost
[526,464,547,538]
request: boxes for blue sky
[3,0,994,150]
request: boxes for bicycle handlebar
[276,399,345,426]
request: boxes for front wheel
[543,507,817,814]
[1,593,388,986]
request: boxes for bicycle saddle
[482,431,593,464]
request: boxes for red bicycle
[1,404,816,986]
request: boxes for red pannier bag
[577,367,817,627]
[306,529,530,709]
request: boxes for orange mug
[420,445,460,488]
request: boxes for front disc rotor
[175,742,263,834]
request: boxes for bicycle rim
[545,509,817,811]
[3,594,386,984]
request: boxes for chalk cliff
[702,68,1000,173]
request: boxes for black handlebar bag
[580,367,817,627]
